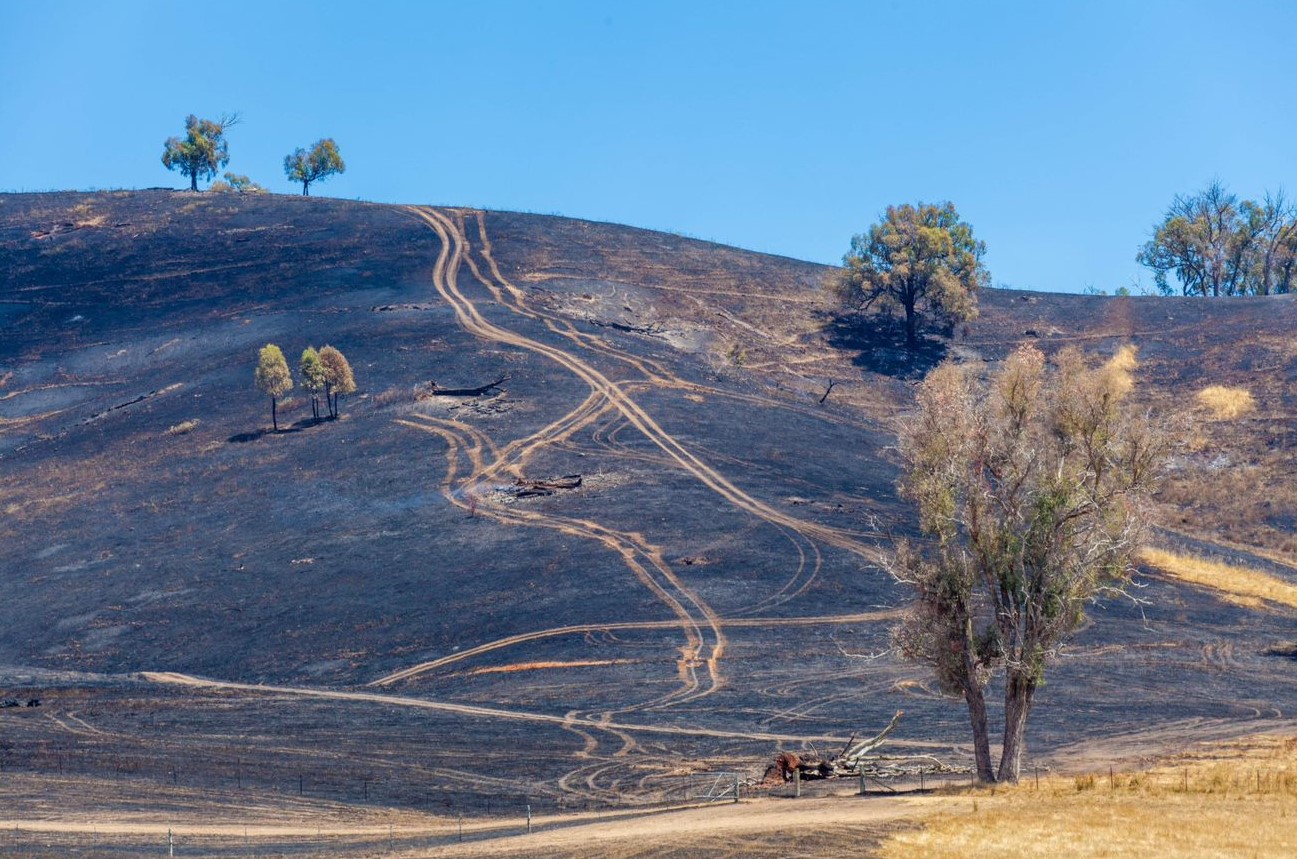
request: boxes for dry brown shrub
[164,419,200,436]
[370,387,411,408]
[1196,385,1256,420]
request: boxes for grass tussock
[882,736,1297,858]
[370,386,411,408]
[1137,547,1297,610]
[164,419,200,436]
[1197,385,1257,419]
[1100,344,1138,398]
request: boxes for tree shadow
[227,419,326,443]
[824,311,950,380]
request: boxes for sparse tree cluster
[892,343,1171,783]
[831,202,989,349]
[1139,180,1297,296]
[161,114,345,195]
[253,343,355,431]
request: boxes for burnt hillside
[1,190,1295,812]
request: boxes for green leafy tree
[318,345,356,418]
[893,344,1170,782]
[283,139,346,196]
[1138,181,1297,296]
[299,347,327,420]
[161,114,240,191]
[831,202,988,349]
[254,344,293,431]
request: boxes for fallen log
[839,710,903,768]
[423,375,510,397]
[761,710,904,784]
[508,475,583,499]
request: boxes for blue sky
[3,1,1295,293]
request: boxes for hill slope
[1,191,1295,818]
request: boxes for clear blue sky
[3,1,1295,293]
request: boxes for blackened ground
[0,191,1294,829]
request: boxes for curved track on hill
[141,672,852,745]
[392,208,889,702]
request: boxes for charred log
[507,475,583,499]
[420,375,510,398]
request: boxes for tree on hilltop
[1138,180,1297,296]
[300,347,327,421]
[162,114,240,191]
[318,345,355,418]
[283,139,345,196]
[831,202,988,349]
[254,344,293,432]
[893,343,1171,782]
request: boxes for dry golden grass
[466,659,633,676]
[164,418,200,436]
[1137,547,1297,610]
[1196,385,1257,419]
[881,736,1297,858]
[1101,344,1138,398]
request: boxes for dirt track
[429,795,931,858]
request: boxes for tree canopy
[283,139,346,196]
[831,202,988,349]
[1138,180,1297,296]
[893,343,1170,782]
[299,347,327,421]
[254,344,293,431]
[318,345,355,418]
[161,114,239,191]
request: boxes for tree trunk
[964,682,995,783]
[190,172,198,192]
[997,673,1037,782]
[302,180,310,197]
[960,641,995,783]
[903,299,919,349]
[271,396,278,432]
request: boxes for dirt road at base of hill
[427,795,936,858]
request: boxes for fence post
[168,827,174,857]
[526,804,532,834]
[859,769,866,796]
[794,767,801,798]
[734,773,740,803]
